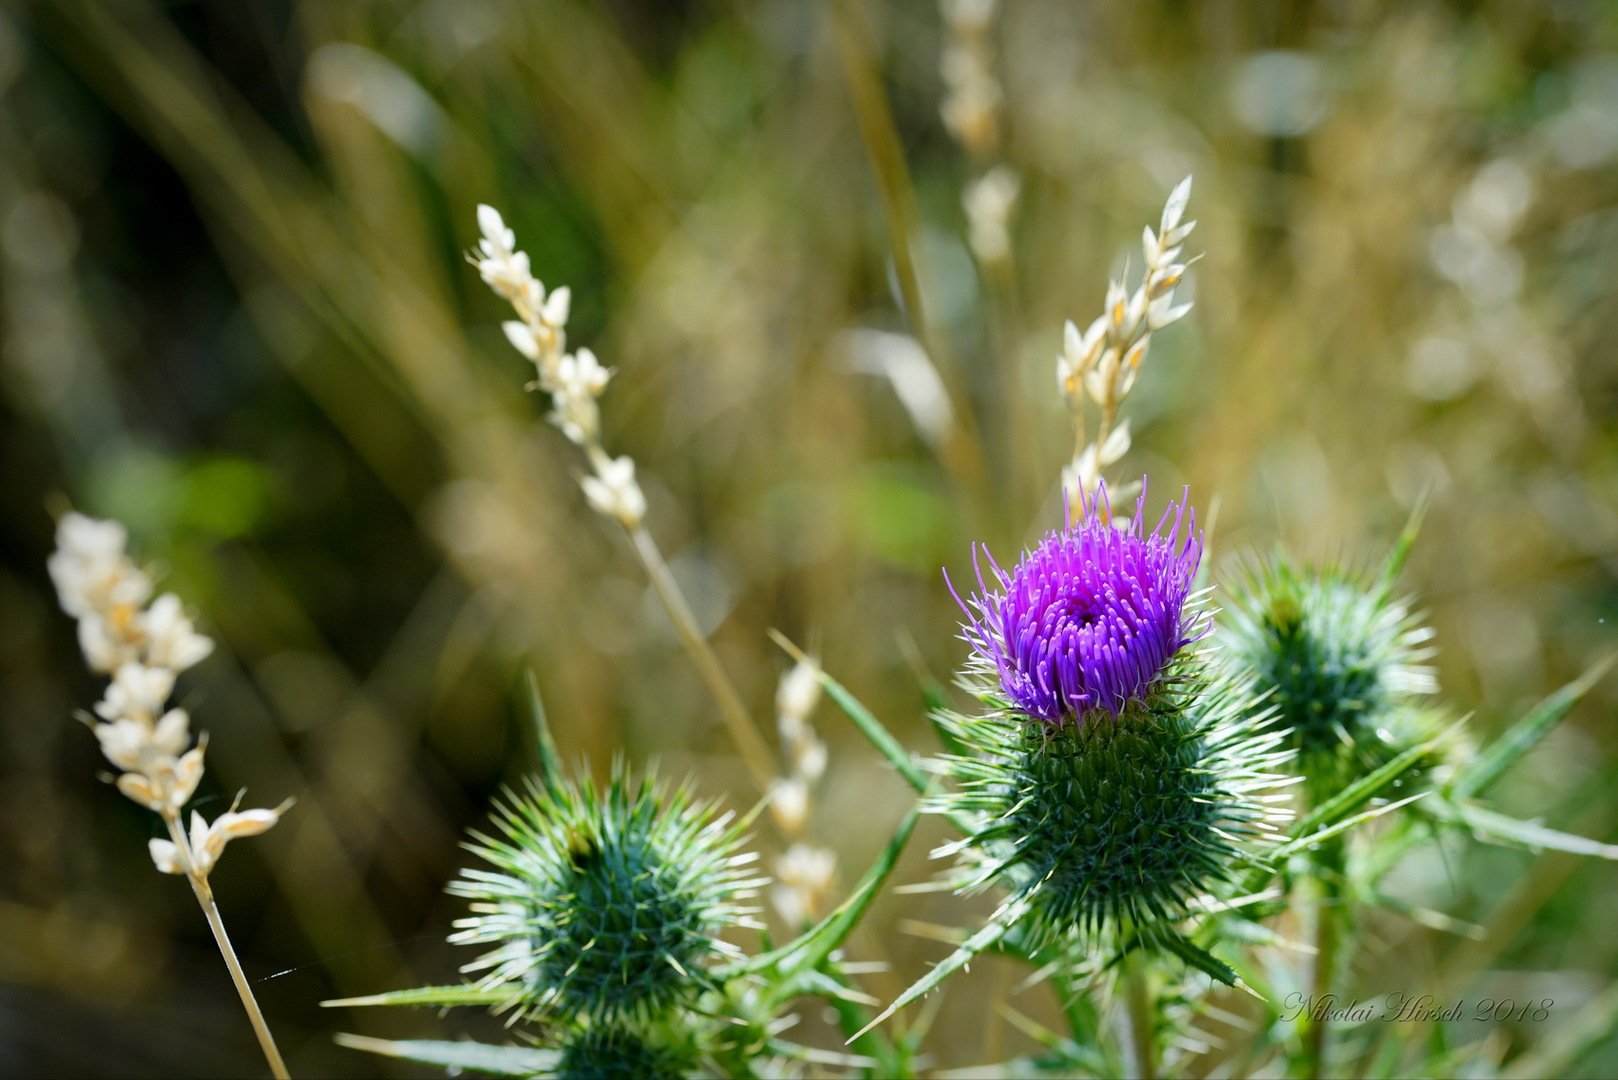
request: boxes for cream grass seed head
[1058,177,1198,504]
[47,512,291,1078]
[48,512,287,851]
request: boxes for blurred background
[1,1,1616,1076]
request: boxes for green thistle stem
[1302,835,1345,1079]
[1120,947,1156,1080]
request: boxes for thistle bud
[1220,554,1437,795]
[449,766,762,1024]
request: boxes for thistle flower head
[952,483,1205,723]
[931,656,1291,947]
[1220,554,1436,787]
[449,765,762,1024]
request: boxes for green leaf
[722,807,919,983]
[523,669,564,796]
[1503,980,1618,1080]
[783,808,918,977]
[822,670,930,795]
[795,968,906,1078]
[1428,800,1618,861]
[1375,498,1426,600]
[849,917,1011,1042]
[1447,656,1615,801]
[1362,813,1437,885]
[334,1034,554,1076]
[1157,932,1243,991]
[770,630,928,794]
[1270,792,1427,862]
[322,984,508,1010]
[1363,1025,1411,1080]
[1295,738,1439,838]
[1367,889,1484,938]
[925,706,970,758]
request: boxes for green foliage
[334,676,927,1077]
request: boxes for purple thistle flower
[950,482,1206,723]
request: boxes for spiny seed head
[931,656,1293,948]
[448,764,763,1024]
[1220,554,1436,792]
[951,481,1206,723]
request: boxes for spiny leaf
[795,968,904,1077]
[1428,800,1618,861]
[334,1034,554,1076]
[1269,792,1427,862]
[926,706,971,758]
[1375,497,1426,600]
[823,673,930,795]
[323,985,508,1010]
[779,807,919,979]
[771,630,929,795]
[523,669,564,797]
[1446,655,1615,800]
[1156,932,1248,993]
[721,807,918,983]
[849,917,1011,1042]
[1294,738,1440,837]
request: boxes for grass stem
[625,524,777,793]
[164,813,291,1080]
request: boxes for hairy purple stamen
[949,481,1205,722]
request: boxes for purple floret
[950,482,1205,722]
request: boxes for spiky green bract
[929,656,1293,951]
[448,765,763,1025]
[1219,554,1437,798]
[554,1022,699,1080]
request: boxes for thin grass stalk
[624,521,777,793]
[831,0,989,503]
[163,812,291,1080]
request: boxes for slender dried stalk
[624,522,776,792]
[49,514,292,1077]
[472,207,777,795]
[164,812,291,1080]
[832,0,989,502]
